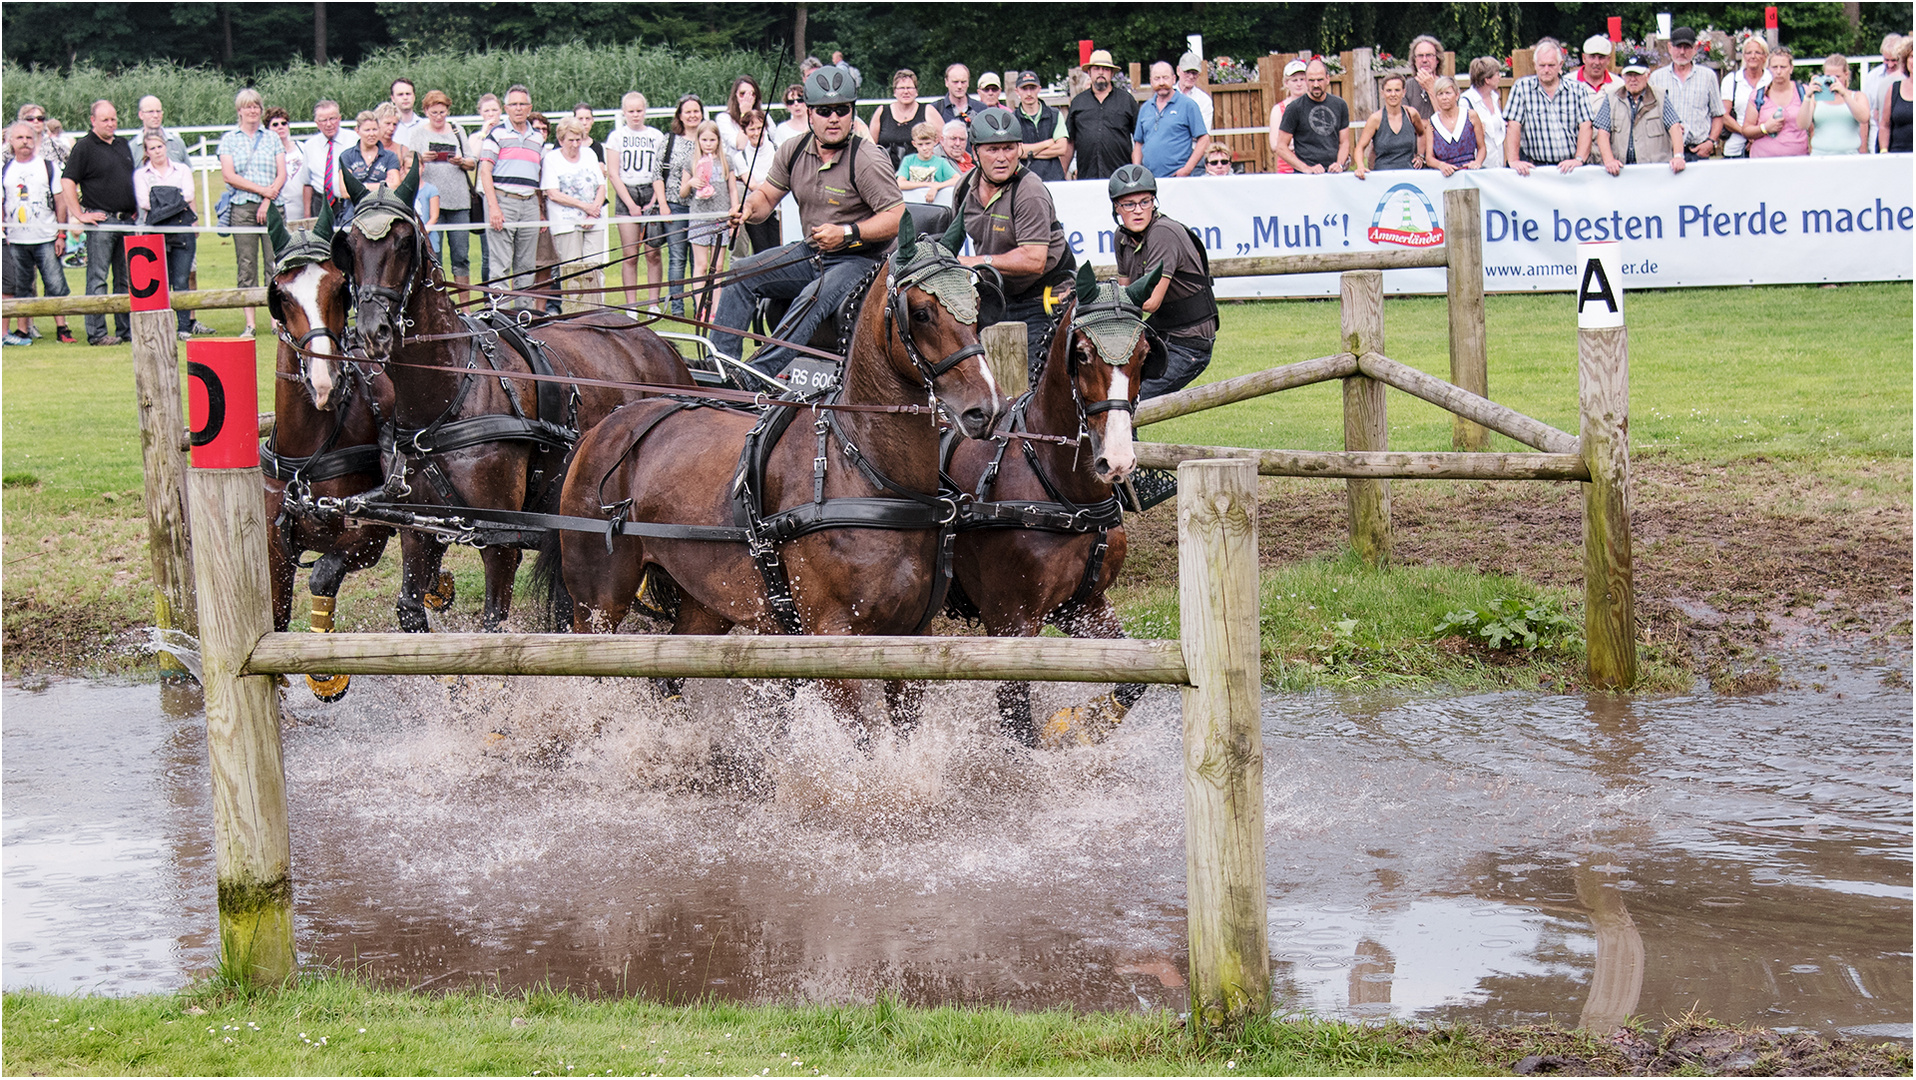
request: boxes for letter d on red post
[187,339,257,468]
[125,234,169,312]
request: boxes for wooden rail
[2,286,266,317]
[1134,444,1589,481]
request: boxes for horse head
[266,202,352,410]
[337,158,428,363]
[878,209,1005,439]
[1049,261,1164,484]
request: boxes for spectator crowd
[4,29,1910,347]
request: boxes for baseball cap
[1085,49,1118,71]
[1179,52,1203,72]
[1670,26,1698,45]
[1016,70,1041,88]
[1582,34,1613,56]
[1620,51,1655,74]
[1283,59,1308,77]
[978,71,1002,89]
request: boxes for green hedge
[3,42,788,129]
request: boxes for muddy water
[4,647,1908,1038]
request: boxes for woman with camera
[1801,54,1872,154]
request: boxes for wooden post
[186,339,296,985]
[1444,188,1489,451]
[981,320,1029,398]
[1339,271,1390,565]
[1176,458,1268,1031]
[130,307,197,677]
[1348,48,1378,123]
[1580,324,1636,689]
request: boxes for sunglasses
[812,103,854,118]
[24,115,46,122]
[785,97,804,105]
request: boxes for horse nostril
[961,407,990,434]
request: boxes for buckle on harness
[1043,285,1063,315]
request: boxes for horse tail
[528,527,573,633]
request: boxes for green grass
[0,975,1630,1077]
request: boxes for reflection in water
[3,645,1909,1038]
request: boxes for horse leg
[883,680,926,739]
[303,551,353,701]
[1047,596,1142,742]
[396,532,449,633]
[477,545,523,631]
[267,517,297,634]
[817,679,877,751]
[653,596,730,701]
[997,681,1038,747]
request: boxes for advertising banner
[1045,155,1912,298]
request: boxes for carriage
[265,164,1168,743]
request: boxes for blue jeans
[84,219,131,342]
[663,201,692,315]
[710,243,879,373]
[165,235,196,333]
[1138,332,1214,401]
[434,208,472,276]
[4,240,70,302]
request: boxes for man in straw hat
[1067,48,1137,180]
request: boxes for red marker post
[1080,39,1094,67]
[1607,17,1623,45]
[125,233,169,312]
[183,336,295,985]
[1765,6,1779,46]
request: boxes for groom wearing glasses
[715,67,905,378]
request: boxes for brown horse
[548,221,1006,733]
[335,164,697,632]
[945,262,1165,746]
[260,204,394,700]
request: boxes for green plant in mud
[1433,596,1585,654]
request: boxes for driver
[1108,164,1217,400]
[952,106,1076,375]
[716,67,905,377]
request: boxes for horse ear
[313,198,334,244]
[266,202,290,255]
[938,213,965,255]
[1125,262,1164,308]
[1074,261,1098,299]
[341,166,369,204]
[895,207,916,261]
[395,156,421,207]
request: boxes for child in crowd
[413,179,441,230]
[898,122,960,203]
[679,119,737,314]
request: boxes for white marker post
[1576,242,1636,688]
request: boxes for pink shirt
[1749,82,1810,157]
[134,159,195,215]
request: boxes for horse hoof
[1041,693,1125,748]
[307,673,350,702]
[423,570,457,611]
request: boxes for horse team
[263,161,1165,747]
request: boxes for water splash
[142,627,203,683]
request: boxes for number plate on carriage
[778,358,840,393]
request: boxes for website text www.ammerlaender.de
[1485,259,1653,280]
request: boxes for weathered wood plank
[1135,353,1356,427]
[981,320,1029,398]
[131,309,197,664]
[1340,272,1391,565]
[245,632,1191,684]
[1356,351,1580,455]
[2,286,267,317]
[1176,458,1269,1029]
[1444,188,1490,451]
[1095,246,1448,282]
[1134,443,1590,480]
[187,466,295,985]
[1580,325,1637,689]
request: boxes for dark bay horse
[549,221,1006,733]
[945,262,1166,746]
[335,164,698,632]
[261,203,394,700]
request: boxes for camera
[1812,74,1836,90]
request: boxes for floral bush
[1207,55,1256,84]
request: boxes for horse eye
[911,305,935,324]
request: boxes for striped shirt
[1505,76,1593,163]
[1649,63,1724,144]
[480,120,545,192]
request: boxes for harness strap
[261,442,382,484]
[389,413,574,457]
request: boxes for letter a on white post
[1577,241,1625,329]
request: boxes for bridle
[339,192,435,357]
[1064,284,1154,424]
[883,243,987,390]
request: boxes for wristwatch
[846,223,862,247]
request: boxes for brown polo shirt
[960,169,1067,297]
[765,134,903,239]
